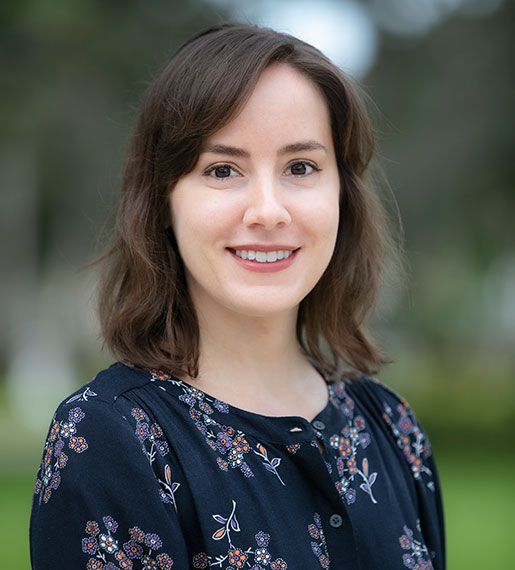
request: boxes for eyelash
[285,161,321,177]
[202,161,321,179]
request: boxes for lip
[228,244,299,252]
[227,247,300,273]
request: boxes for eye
[285,161,321,177]
[203,164,240,179]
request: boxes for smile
[234,249,294,263]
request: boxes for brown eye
[291,162,308,176]
[214,165,232,178]
[287,161,320,177]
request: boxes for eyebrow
[201,140,328,158]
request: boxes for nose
[242,175,292,230]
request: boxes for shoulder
[41,362,157,467]
[335,373,436,489]
[33,363,158,505]
[61,361,152,407]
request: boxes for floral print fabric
[30,362,445,569]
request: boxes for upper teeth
[235,250,293,262]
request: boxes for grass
[439,450,515,568]
[2,451,513,568]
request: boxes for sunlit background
[1,0,513,567]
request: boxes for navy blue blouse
[30,362,445,569]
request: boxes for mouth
[227,248,300,263]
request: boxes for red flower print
[131,408,148,422]
[192,552,209,568]
[308,523,320,539]
[86,521,100,536]
[399,534,411,549]
[217,457,228,471]
[49,422,60,442]
[347,456,357,474]
[339,438,351,458]
[156,553,174,569]
[353,416,365,431]
[270,558,287,569]
[151,369,171,381]
[232,435,249,453]
[130,527,145,542]
[69,436,88,453]
[228,548,247,567]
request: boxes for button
[329,514,343,528]
[312,420,326,430]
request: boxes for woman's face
[169,63,340,321]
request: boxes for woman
[30,23,445,569]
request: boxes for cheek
[170,191,239,256]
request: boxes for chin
[222,291,305,318]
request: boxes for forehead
[202,63,334,154]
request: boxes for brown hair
[98,22,396,378]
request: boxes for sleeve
[29,396,191,570]
[351,376,446,570]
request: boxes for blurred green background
[1,0,513,568]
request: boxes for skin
[169,63,340,420]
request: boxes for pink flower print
[398,415,413,435]
[102,516,118,532]
[213,399,229,413]
[156,440,169,456]
[136,422,150,442]
[124,539,144,559]
[144,533,162,550]
[345,487,356,504]
[50,472,61,490]
[68,407,85,423]
[82,536,98,555]
[216,430,233,454]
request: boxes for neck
[190,296,315,397]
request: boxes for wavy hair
[98,22,397,378]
